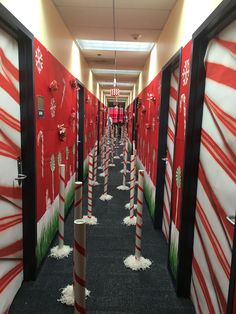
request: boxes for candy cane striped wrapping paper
[83,154,97,224]
[124,170,152,270]
[74,219,86,314]
[190,21,236,314]
[93,141,100,185]
[162,67,179,241]
[74,181,83,220]
[117,140,129,191]
[100,144,113,201]
[123,155,137,225]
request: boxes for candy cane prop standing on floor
[59,164,65,249]
[98,136,104,170]
[109,126,115,167]
[100,143,113,201]
[74,181,83,220]
[99,134,106,177]
[117,141,129,191]
[124,170,152,270]
[49,164,72,258]
[93,141,99,185]
[114,125,120,159]
[83,154,97,224]
[37,130,44,177]
[123,155,136,225]
[74,219,86,314]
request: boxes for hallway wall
[1,0,100,97]
[134,0,223,95]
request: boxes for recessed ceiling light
[77,39,154,52]
[92,69,140,75]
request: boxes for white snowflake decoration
[35,46,43,74]
[50,97,56,118]
[182,59,190,86]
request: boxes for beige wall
[1,0,100,97]
[134,0,223,96]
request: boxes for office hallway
[10,147,194,314]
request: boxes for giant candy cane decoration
[37,130,44,177]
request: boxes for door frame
[77,82,84,182]
[154,50,182,230]
[0,4,36,280]
[176,0,236,299]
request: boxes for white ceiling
[52,0,177,100]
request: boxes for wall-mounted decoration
[37,95,44,118]
[49,79,59,91]
[70,79,80,91]
[57,124,66,141]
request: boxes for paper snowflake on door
[182,59,190,86]
[50,97,56,118]
[35,46,43,74]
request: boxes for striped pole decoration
[122,141,128,186]
[74,219,86,314]
[87,154,93,219]
[98,135,104,169]
[129,155,135,219]
[74,181,83,220]
[135,170,144,260]
[59,164,65,249]
[93,141,99,184]
[104,144,109,195]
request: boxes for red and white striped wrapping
[98,135,104,169]
[74,181,83,220]
[73,219,86,314]
[87,154,93,218]
[120,125,124,143]
[135,170,144,260]
[122,141,128,186]
[59,164,65,248]
[93,141,98,184]
[104,145,109,195]
[162,67,179,240]
[129,155,135,219]
[190,21,236,314]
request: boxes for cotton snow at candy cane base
[100,143,113,201]
[117,140,129,191]
[124,170,152,270]
[49,164,73,259]
[123,155,137,226]
[58,219,90,308]
[83,154,97,224]
[74,181,83,220]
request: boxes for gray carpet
[10,147,195,313]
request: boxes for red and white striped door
[0,27,23,312]
[162,67,179,240]
[190,21,236,314]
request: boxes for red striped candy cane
[74,181,83,220]
[87,154,93,219]
[135,170,144,260]
[129,155,135,219]
[74,219,86,314]
[93,141,98,183]
[104,145,109,195]
[59,164,65,248]
[122,141,128,186]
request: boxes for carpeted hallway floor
[10,145,195,314]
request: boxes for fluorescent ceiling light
[92,69,140,75]
[77,39,154,52]
[99,82,133,87]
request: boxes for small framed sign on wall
[37,95,44,118]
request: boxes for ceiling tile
[56,7,113,28]
[116,28,161,42]
[115,0,176,10]
[116,9,170,29]
[53,0,113,8]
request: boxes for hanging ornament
[175,166,182,225]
